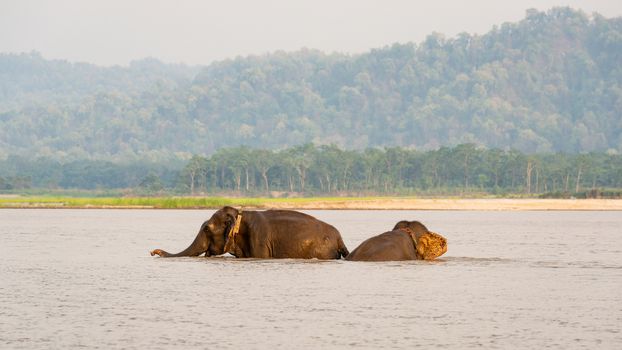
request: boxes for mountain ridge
[1,7,621,160]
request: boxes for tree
[183,155,206,195]
[287,144,316,193]
[252,149,276,193]
[453,144,478,191]
[139,172,164,194]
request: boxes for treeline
[2,144,621,197]
[178,145,622,197]
[1,7,621,161]
[0,157,182,194]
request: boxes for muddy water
[0,209,620,349]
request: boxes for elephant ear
[221,206,240,252]
[415,231,448,260]
[392,221,410,231]
[221,206,239,227]
[393,220,429,236]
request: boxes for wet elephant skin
[346,220,447,261]
[150,206,349,259]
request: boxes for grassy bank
[1,195,622,210]
[0,196,265,209]
[0,196,380,209]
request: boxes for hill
[1,7,621,161]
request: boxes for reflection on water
[1,209,621,349]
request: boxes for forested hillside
[1,7,621,161]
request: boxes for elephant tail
[337,236,349,259]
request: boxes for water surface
[1,209,620,349]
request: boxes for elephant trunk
[150,230,209,257]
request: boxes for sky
[1,0,621,66]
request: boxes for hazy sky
[1,0,621,66]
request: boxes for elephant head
[150,206,239,257]
[393,220,447,260]
[205,206,242,255]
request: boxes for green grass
[0,196,266,209]
[0,195,431,209]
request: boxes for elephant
[346,220,447,261]
[150,206,349,259]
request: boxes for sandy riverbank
[264,198,622,211]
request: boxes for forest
[1,7,621,163]
[1,144,621,198]
[1,8,621,197]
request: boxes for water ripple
[1,209,620,349]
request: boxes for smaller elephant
[346,220,447,261]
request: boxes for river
[1,209,620,349]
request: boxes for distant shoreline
[265,198,622,211]
[1,196,621,211]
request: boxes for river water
[0,209,620,349]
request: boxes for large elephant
[346,220,447,261]
[150,206,349,259]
